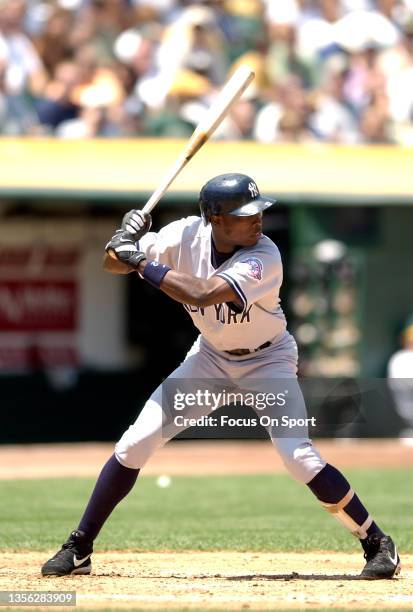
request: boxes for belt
[225,341,272,356]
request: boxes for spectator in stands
[1,0,413,142]
[35,61,81,132]
[277,106,314,142]
[0,0,47,97]
[144,67,210,137]
[153,3,228,109]
[359,86,393,142]
[72,0,136,62]
[51,43,129,138]
[254,74,313,143]
[33,7,74,78]
[308,61,360,143]
[266,20,316,89]
[212,95,257,140]
[380,22,413,144]
[387,317,413,444]
[0,0,48,133]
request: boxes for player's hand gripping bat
[108,65,255,259]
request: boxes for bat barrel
[110,64,256,254]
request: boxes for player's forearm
[137,261,217,307]
[163,272,212,306]
[105,241,237,306]
[154,268,209,305]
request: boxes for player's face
[211,212,263,251]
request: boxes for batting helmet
[199,173,276,225]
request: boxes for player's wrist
[126,251,147,269]
[142,260,171,289]
[136,259,147,274]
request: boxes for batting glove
[121,209,152,241]
[105,230,147,269]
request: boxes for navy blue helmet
[199,173,276,225]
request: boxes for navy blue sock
[307,463,383,539]
[78,454,139,542]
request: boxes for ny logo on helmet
[248,182,258,198]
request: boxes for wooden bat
[109,65,254,258]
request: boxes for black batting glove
[121,209,152,241]
[105,230,147,269]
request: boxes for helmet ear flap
[200,192,217,225]
[199,198,210,225]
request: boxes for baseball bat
[109,65,255,258]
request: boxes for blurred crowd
[2,0,413,142]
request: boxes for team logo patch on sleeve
[243,258,263,280]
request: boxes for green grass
[0,469,411,553]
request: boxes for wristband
[143,261,171,289]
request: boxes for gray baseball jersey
[115,215,325,483]
[139,216,287,351]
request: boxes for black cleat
[41,530,93,576]
[361,534,401,579]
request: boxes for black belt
[225,341,272,356]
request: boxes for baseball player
[41,173,400,579]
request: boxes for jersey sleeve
[216,246,283,311]
[138,217,197,268]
